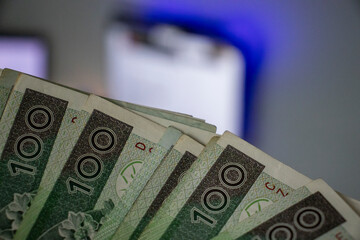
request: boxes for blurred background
[0,0,359,198]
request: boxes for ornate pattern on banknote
[0,89,67,239]
[0,91,23,150]
[162,145,265,239]
[222,172,295,231]
[0,86,11,117]
[26,110,132,239]
[129,151,197,240]
[14,109,90,240]
[239,192,346,240]
[139,142,222,239]
[125,149,184,238]
[140,142,302,240]
[93,133,164,212]
[94,136,169,239]
[113,149,192,239]
[221,186,311,239]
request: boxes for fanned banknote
[0,67,358,240]
[110,100,216,145]
[95,136,204,240]
[338,192,360,216]
[110,100,207,125]
[213,179,360,240]
[0,69,25,118]
[112,103,216,144]
[0,73,88,239]
[13,94,183,239]
[107,135,205,240]
[139,131,312,240]
[0,69,213,239]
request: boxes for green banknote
[213,179,360,240]
[0,74,89,239]
[14,94,182,240]
[339,194,360,216]
[107,135,205,240]
[139,131,312,240]
[0,69,22,118]
[93,134,199,240]
[109,100,205,124]
[0,69,217,145]
[0,69,214,239]
[112,103,216,144]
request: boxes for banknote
[88,125,183,240]
[112,102,216,144]
[0,69,22,118]
[107,134,205,240]
[1,68,358,240]
[13,94,183,240]
[0,68,3,115]
[139,131,312,240]
[3,71,359,215]
[337,192,360,216]
[0,74,88,239]
[95,135,201,239]
[0,69,216,144]
[110,100,205,123]
[0,69,213,239]
[213,179,360,240]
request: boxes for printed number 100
[190,162,247,228]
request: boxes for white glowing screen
[0,36,47,79]
[106,24,244,135]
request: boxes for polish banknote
[338,192,360,216]
[105,135,205,240]
[0,69,24,118]
[212,179,360,240]
[0,73,88,240]
[114,103,215,145]
[13,93,183,239]
[92,133,197,239]
[0,68,359,240]
[0,69,215,239]
[139,131,312,240]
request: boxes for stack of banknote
[0,68,359,240]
